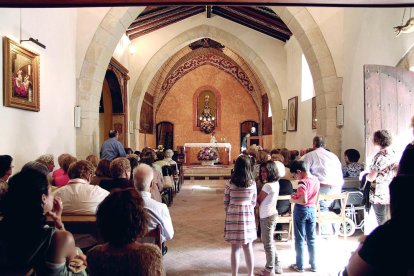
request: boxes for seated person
[53,155,77,187]
[87,188,164,276]
[54,160,109,215]
[133,164,174,255]
[345,175,414,275]
[342,149,364,178]
[126,154,140,181]
[154,149,178,174]
[90,159,112,186]
[53,153,70,180]
[140,150,163,203]
[86,154,99,169]
[36,154,55,183]
[99,157,133,192]
[0,155,13,199]
[0,167,87,275]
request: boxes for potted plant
[197,147,218,166]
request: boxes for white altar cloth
[183,143,231,164]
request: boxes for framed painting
[287,96,298,131]
[3,37,40,111]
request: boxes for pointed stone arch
[76,6,341,157]
[273,7,342,154]
[129,24,284,150]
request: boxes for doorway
[364,64,414,160]
[156,121,174,150]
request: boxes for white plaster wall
[0,8,77,170]
[307,7,344,77]
[285,36,317,150]
[76,7,110,76]
[342,8,414,163]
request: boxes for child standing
[257,161,282,275]
[224,155,257,276]
[289,160,320,272]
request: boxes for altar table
[183,143,232,165]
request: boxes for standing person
[289,160,320,273]
[397,115,414,175]
[257,161,282,275]
[366,130,396,226]
[100,130,126,161]
[224,155,257,276]
[345,175,414,276]
[301,135,343,236]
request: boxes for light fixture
[74,106,81,128]
[20,37,46,49]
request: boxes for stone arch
[130,24,284,150]
[77,6,341,156]
[273,7,342,154]
[76,7,143,158]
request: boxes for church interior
[1,0,414,275]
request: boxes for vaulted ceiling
[126,6,293,42]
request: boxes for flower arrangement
[157,144,164,151]
[200,120,215,134]
[197,147,218,161]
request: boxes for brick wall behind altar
[156,65,259,163]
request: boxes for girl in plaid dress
[224,155,257,276]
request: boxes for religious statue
[199,94,216,134]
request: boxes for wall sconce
[74,106,81,128]
[129,120,134,134]
[336,104,344,126]
[282,119,287,133]
[20,37,46,49]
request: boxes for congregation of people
[1,115,414,275]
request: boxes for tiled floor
[164,180,361,276]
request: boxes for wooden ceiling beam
[214,6,291,39]
[229,6,291,34]
[1,0,414,8]
[213,7,290,41]
[128,6,195,29]
[127,7,205,39]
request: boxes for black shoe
[162,245,168,255]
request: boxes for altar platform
[183,164,233,180]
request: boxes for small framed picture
[3,37,40,111]
[287,96,298,131]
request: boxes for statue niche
[197,91,217,134]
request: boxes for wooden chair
[275,195,294,240]
[139,224,162,251]
[317,192,349,239]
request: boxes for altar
[183,143,232,165]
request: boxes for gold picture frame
[287,96,298,131]
[3,37,40,111]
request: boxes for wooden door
[156,122,174,150]
[364,65,414,160]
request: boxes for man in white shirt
[133,163,174,255]
[54,160,109,215]
[301,136,344,211]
